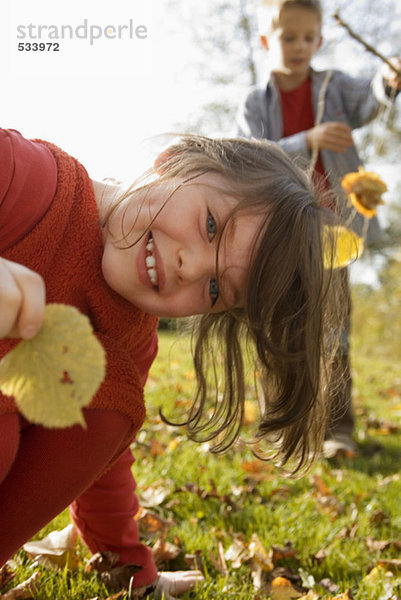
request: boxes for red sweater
[0,129,159,455]
[0,129,159,585]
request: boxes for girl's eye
[207,212,217,240]
[209,278,219,306]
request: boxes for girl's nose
[177,246,216,284]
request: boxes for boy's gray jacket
[237,68,392,243]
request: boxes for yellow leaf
[0,304,106,428]
[23,524,79,570]
[248,533,274,572]
[323,225,364,269]
[341,166,387,218]
[271,577,302,600]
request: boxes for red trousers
[0,409,157,588]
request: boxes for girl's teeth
[145,256,156,268]
[148,269,157,285]
[146,233,157,286]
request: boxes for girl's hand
[306,122,353,153]
[153,570,205,599]
[0,258,46,339]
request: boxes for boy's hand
[0,258,46,340]
[382,57,401,90]
[306,122,353,153]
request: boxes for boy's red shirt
[279,76,329,194]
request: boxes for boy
[237,0,401,457]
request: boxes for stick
[333,11,401,78]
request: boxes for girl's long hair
[114,135,348,473]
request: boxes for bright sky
[2,0,205,182]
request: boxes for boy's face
[101,173,262,318]
[266,6,322,79]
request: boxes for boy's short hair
[259,0,322,36]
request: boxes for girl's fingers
[155,571,205,597]
[0,258,46,339]
[0,260,22,339]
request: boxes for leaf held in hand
[323,225,364,269]
[0,303,106,428]
[342,166,387,218]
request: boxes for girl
[0,128,345,597]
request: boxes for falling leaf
[1,571,41,599]
[323,225,364,269]
[23,524,79,570]
[0,304,106,428]
[341,166,387,218]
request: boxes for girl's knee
[0,413,20,483]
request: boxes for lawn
[1,260,401,599]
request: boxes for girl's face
[100,173,262,318]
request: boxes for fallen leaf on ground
[0,304,106,428]
[0,563,15,590]
[224,533,273,571]
[377,559,401,574]
[272,542,298,564]
[208,541,229,576]
[312,549,327,564]
[86,551,120,574]
[23,524,79,570]
[365,537,401,552]
[1,571,41,599]
[369,510,390,526]
[152,538,182,564]
[318,578,340,594]
[100,564,143,589]
[135,508,173,539]
[270,576,303,599]
[138,481,173,507]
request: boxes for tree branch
[333,11,401,78]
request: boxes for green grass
[2,261,401,599]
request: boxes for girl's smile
[96,173,262,318]
[138,231,166,292]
